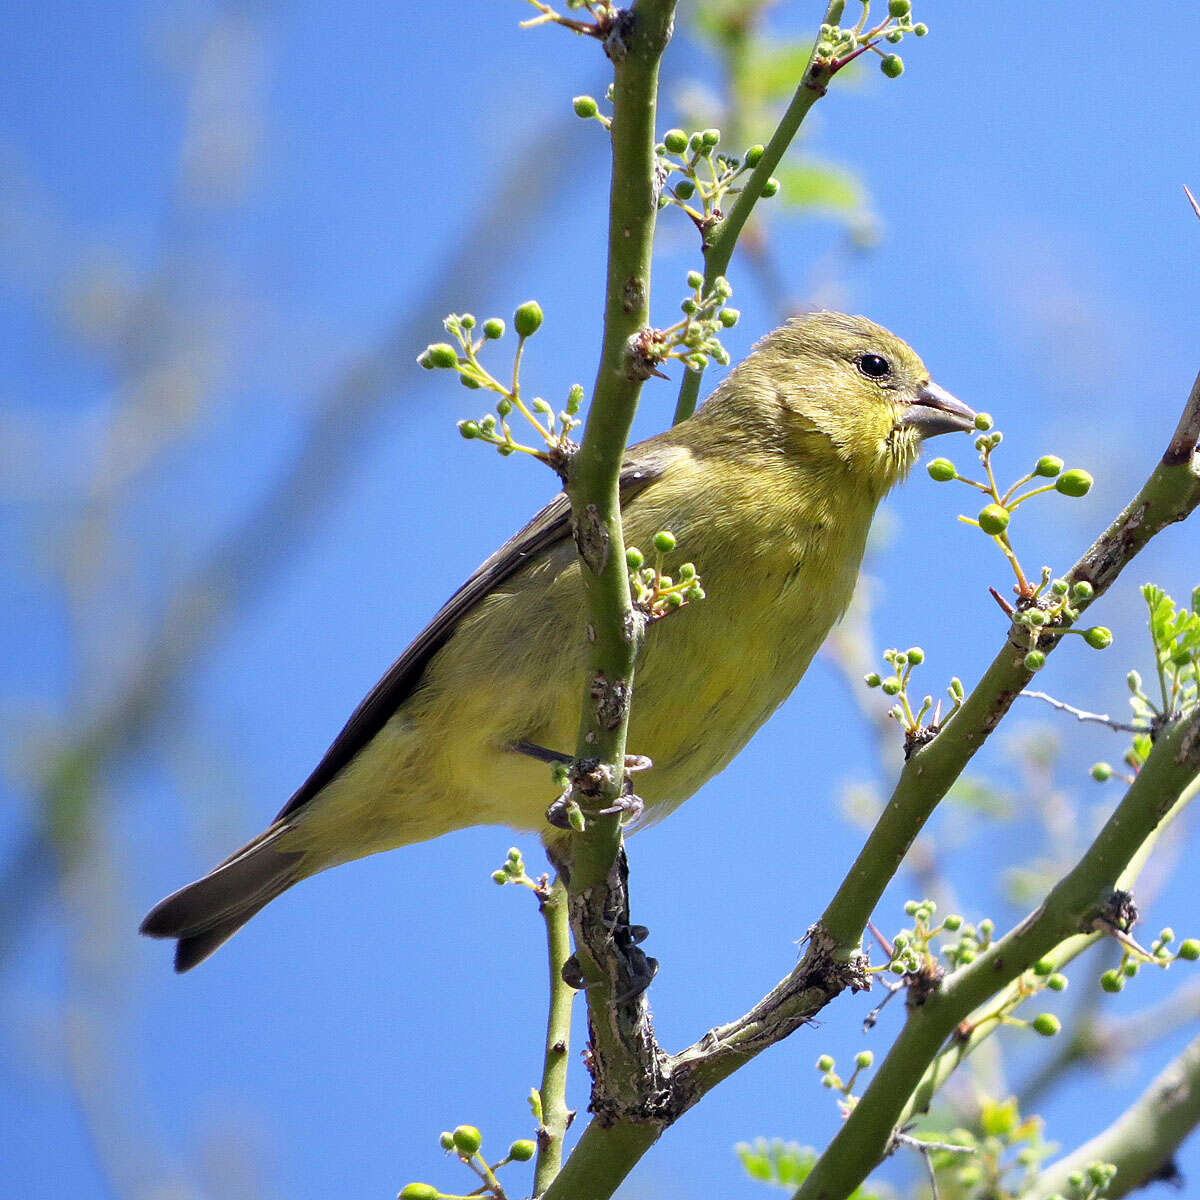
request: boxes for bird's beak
[901,382,977,438]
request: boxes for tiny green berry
[816,1054,835,1072]
[761,177,780,198]
[958,947,976,964]
[927,457,956,482]
[880,53,904,78]
[573,95,598,119]
[1090,762,1112,782]
[509,1140,536,1162]
[1100,969,1124,993]
[885,29,902,44]
[626,547,643,569]
[1088,1164,1116,1188]
[1177,940,1200,961]
[491,869,507,884]
[701,128,720,147]
[1123,961,1139,978]
[907,647,927,666]
[1047,973,1068,991]
[674,179,695,200]
[904,900,920,916]
[973,412,993,431]
[888,0,911,14]
[654,530,677,553]
[943,914,962,931]
[1055,469,1094,497]
[1035,455,1064,478]
[1160,928,1175,944]
[1067,1171,1085,1190]
[978,504,1010,535]
[744,144,764,167]
[881,677,902,695]
[458,420,480,440]
[513,301,544,338]
[452,1126,482,1156]
[440,1131,456,1150]
[459,314,475,330]
[427,343,459,369]
[1031,1013,1061,1037]
[663,129,688,153]
[1072,580,1094,600]
[686,269,704,289]
[496,397,513,418]
[719,307,740,327]
[482,318,505,340]
[1083,626,1113,650]
[400,1184,439,1200]
[913,22,928,35]
[864,672,882,687]
[855,1050,874,1069]
[978,918,994,936]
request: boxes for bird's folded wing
[274,457,667,821]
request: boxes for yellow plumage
[142,312,975,970]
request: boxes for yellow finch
[142,312,975,970]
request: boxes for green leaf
[773,160,866,217]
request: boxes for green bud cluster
[814,3,928,77]
[629,530,706,622]
[865,646,960,743]
[644,272,738,374]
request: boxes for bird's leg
[513,741,652,829]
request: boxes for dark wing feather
[274,459,666,822]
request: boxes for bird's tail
[140,824,305,972]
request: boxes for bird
[141,311,976,971]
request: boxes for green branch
[533,877,575,1195]
[792,707,1200,1200]
[1030,1032,1200,1199]
[671,0,844,423]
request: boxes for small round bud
[821,1072,838,1089]
[565,383,584,413]
[1123,961,1139,978]
[417,350,435,369]
[1100,969,1124,993]
[654,530,677,553]
[426,343,459,369]
[1083,626,1113,650]
[719,307,740,328]
[855,1050,874,1069]
[943,914,962,931]
[880,53,904,78]
[1072,580,1094,600]
[761,177,780,198]
[701,128,720,147]
[1035,455,1064,478]
[816,41,835,57]
[1051,578,1070,596]
[1033,956,1056,976]
[971,412,993,432]
[482,318,505,340]
[674,179,695,200]
[1177,940,1200,961]
[904,900,920,916]
[680,298,699,316]
[1088,1164,1117,1188]
[1160,928,1176,944]
[864,672,882,687]
[1055,469,1093,498]
[452,1126,482,1156]
[913,22,928,35]
[816,1054,835,1072]
[679,562,696,580]
[626,546,644,569]
[491,869,507,884]
[957,947,976,964]
[440,1131,456,1150]
[1031,1013,1060,1037]
[663,129,688,154]
[572,95,599,119]
[458,420,480,440]
[459,314,475,330]
[881,677,902,696]
[400,1184,439,1200]
[496,397,513,418]
[686,269,704,289]
[1127,669,1143,693]
[1027,609,1047,626]
[927,458,956,482]
[977,504,1010,535]
[1090,762,1112,782]
[514,301,544,338]
[885,29,902,43]
[459,374,481,390]
[1067,1172,1086,1190]
[978,918,994,936]
[744,144,765,167]
[906,646,925,665]
[888,0,911,15]
[509,1140,536,1162]
[1047,973,1068,991]
[713,276,732,299]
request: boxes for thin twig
[1020,690,1144,733]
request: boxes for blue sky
[2,3,1199,1198]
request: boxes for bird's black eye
[856,353,891,380]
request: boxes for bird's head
[704,311,976,498]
